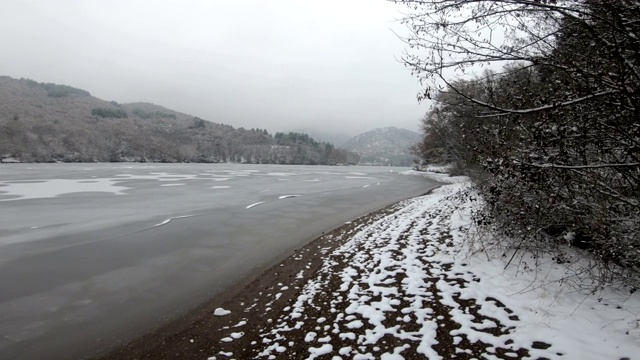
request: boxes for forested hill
[0,76,359,164]
[342,127,420,166]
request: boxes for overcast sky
[1,0,429,140]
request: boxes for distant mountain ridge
[342,126,420,166]
[0,76,358,164]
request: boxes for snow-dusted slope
[342,127,421,166]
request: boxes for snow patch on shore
[214,308,231,316]
[247,174,640,359]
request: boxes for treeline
[24,78,91,98]
[91,108,128,118]
[404,1,639,286]
[0,76,359,165]
[0,106,358,165]
[132,108,177,119]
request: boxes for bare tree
[393,0,639,109]
[397,0,640,287]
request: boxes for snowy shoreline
[100,171,640,360]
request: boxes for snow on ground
[214,308,232,316]
[152,215,197,228]
[400,167,467,184]
[215,172,640,359]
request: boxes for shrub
[91,108,128,118]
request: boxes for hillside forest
[403,1,640,287]
[0,77,359,165]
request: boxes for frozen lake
[0,163,438,359]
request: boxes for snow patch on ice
[152,214,196,227]
[0,178,130,201]
[265,172,295,177]
[278,195,301,200]
[246,202,266,209]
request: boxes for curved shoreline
[95,200,411,360]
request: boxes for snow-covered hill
[342,126,421,166]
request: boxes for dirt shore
[96,202,404,360]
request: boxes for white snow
[307,344,333,359]
[246,171,640,359]
[246,202,266,209]
[0,178,130,201]
[152,215,196,227]
[154,218,172,227]
[305,332,317,342]
[264,172,294,176]
[279,195,301,199]
[400,168,467,184]
[116,173,201,182]
[214,307,231,316]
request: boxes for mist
[0,0,428,139]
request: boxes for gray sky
[0,0,428,139]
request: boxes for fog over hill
[342,127,420,167]
[0,76,359,164]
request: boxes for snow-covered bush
[401,0,640,288]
